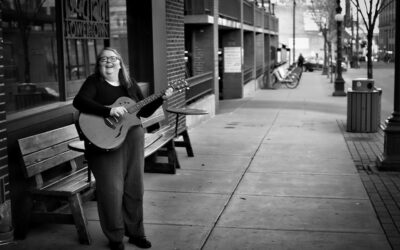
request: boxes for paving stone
[144,191,229,226]
[237,172,368,199]
[203,228,391,250]
[144,169,242,194]
[218,195,383,233]
[176,153,251,172]
[145,224,210,250]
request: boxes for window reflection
[110,1,128,64]
[3,0,59,112]
[65,39,104,99]
[66,39,88,81]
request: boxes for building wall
[192,26,214,75]
[378,0,395,60]
[165,0,187,132]
[0,4,12,231]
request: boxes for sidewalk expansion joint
[232,193,369,200]
[211,225,385,235]
[199,111,281,250]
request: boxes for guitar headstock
[168,79,190,93]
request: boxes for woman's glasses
[99,56,119,63]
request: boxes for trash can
[347,78,382,132]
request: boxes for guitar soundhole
[104,117,116,129]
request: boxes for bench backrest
[18,124,84,186]
[141,106,167,130]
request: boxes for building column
[221,30,243,99]
[263,33,271,89]
[213,0,219,111]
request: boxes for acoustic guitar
[77,79,188,151]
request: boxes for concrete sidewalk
[4,72,391,249]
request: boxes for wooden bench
[17,124,95,244]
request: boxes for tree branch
[378,0,394,14]
[370,0,380,33]
[351,0,369,30]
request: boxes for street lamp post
[377,0,400,171]
[293,0,296,64]
[333,0,346,96]
[322,20,328,75]
[355,10,359,68]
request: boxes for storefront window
[109,1,128,64]
[3,0,124,113]
[65,39,104,98]
[3,0,59,112]
[63,0,110,99]
[65,39,105,81]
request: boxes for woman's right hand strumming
[110,106,128,118]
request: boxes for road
[342,62,395,124]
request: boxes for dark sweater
[73,74,163,118]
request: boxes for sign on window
[224,47,242,73]
[64,0,110,39]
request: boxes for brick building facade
[378,0,395,61]
[0,3,13,237]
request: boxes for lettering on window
[64,0,110,39]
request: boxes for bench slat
[22,139,82,166]
[32,168,94,197]
[25,150,83,178]
[144,133,162,148]
[19,124,79,155]
[144,126,176,157]
[141,107,166,128]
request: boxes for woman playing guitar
[73,47,173,250]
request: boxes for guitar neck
[127,90,165,113]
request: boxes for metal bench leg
[69,194,92,245]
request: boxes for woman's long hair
[95,47,133,89]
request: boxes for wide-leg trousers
[86,125,145,242]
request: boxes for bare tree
[309,0,337,27]
[309,0,336,74]
[350,0,394,78]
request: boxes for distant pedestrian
[297,54,305,77]
[297,54,305,67]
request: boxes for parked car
[303,57,323,72]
